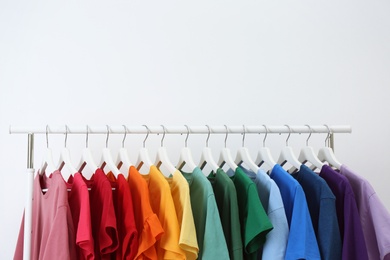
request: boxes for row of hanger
[40,124,342,180]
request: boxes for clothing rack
[9,124,352,260]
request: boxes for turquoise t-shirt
[208,168,244,260]
[181,167,229,260]
[227,167,273,260]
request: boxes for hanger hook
[105,125,110,148]
[206,125,211,147]
[46,125,50,148]
[305,124,312,146]
[122,125,128,148]
[262,125,268,147]
[142,125,150,148]
[64,125,69,148]
[242,125,246,147]
[284,124,292,146]
[224,125,229,148]
[184,125,190,148]
[85,125,90,148]
[160,125,166,147]
[324,124,331,147]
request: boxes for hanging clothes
[106,172,138,260]
[165,170,199,260]
[181,167,230,260]
[291,165,342,260]
[239,167,289,260]
[226,167,273,260]
[340,165,390,260]
[141,166,186,259]
[208,168,244,260]
[319,165,368,260]
[14,171,77,260]
[126,166,164,260]
[67,172,94,259]
[270,164,321,259]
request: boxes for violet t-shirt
[340,165,390,260]
[319,165,368,260]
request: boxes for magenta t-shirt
[14,171,77,260]
[319,165,368,260]
[340,165,390,260]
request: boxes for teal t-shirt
[227,167,274,260]
[208,168,244,260]
[181,167,229,260]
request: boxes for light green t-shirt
[208,168,244,260]
[181,167,230,260]
[227,167,274,260]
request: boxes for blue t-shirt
[270,164,321,260]
[292,165,342,260]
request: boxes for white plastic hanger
[235,125,259,172]
[199,125,219,172]
[218,125,238,171]
[318,124,342,169]
[177,125,197,172]
[78,125,99,176]
[100,125,121,177]
[277,125,302,172]
[255,125,277,172]
[39,125,57,176]
[155,125,177,176]
[296,125,324,171]
[136,125,154,173]
[116,125,133,176]
[57,125,78,180]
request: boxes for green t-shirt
[181,167,229,260]
[208,168,244,260]
[227,167,274,260]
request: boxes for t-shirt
[226,167,273,260]
[208,168,244,260]
[14,171,77,260]
[67,172,94,259]
[85,169,119,260]
[142,166,186,259]
[165,170,199,260]
[107,172,138,260]
[319,165,368,260]
[292,165,342,260]
[270,164,321,260]
[340,165,390,260]
[181,167,229,260]
[240,167,288,260]
[127,166,164,260]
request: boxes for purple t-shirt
[319,165,368,260]
[340,165,390,260]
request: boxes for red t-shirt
[107,172,139,260]
[67,172,94,259]
[84,169,119,260]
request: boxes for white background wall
[1,0,390,258]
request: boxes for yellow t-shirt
[142,166,186,259]
[166,170,199,260]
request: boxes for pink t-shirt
[14,171,77,260]
[340,165,390,260]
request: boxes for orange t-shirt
[142,166,186,259]
[127,166,164,260]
